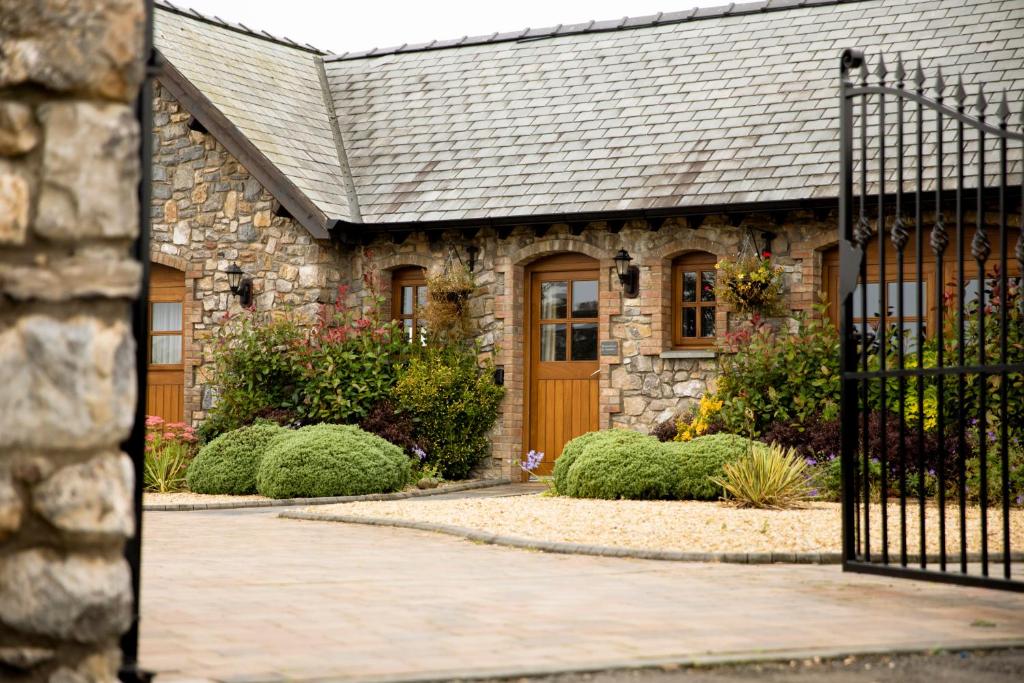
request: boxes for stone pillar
[0,1,146,681]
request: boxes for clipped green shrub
[552,429,652,495]
[560,432,682,500]
[255,424,411,499]
[186,422,289,494]
[664,433,756,500]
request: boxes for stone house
[148,0,1022,478]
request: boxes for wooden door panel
[147,263,185,424]
[526,257,600,476]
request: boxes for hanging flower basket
[427,266,474,304]
[715,255,785,315]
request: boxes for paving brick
[141,508,1024,681]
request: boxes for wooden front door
[526,254,600,475]
[147,263,185,423]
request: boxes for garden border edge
[143,479,510,511]
[276,510,846,564]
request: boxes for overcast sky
[174,0,705,54]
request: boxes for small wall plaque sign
[600,340,619,356]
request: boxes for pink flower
[163,432,176,440]
[145,433,156,442]
[145,415,164,427]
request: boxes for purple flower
[520,449,544,473]
[809,488,820,497]
[804,457,816,466]
[927,468,936,477]
[412,446,427,462]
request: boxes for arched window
[672,252,717,347]
[391,266,427,342]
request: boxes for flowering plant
[520,449,544,475]
[675,395,723,442]
[144,415,196,492]
[714,255,784,315]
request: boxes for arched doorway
[147,262,185,423]
[525,253,600,475]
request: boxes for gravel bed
[143,480,505,510]
[306,496,1024,555]
[144,491,269,506]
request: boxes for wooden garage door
[147,263,185,423]
[527,254,600,476]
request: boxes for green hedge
[557,430,684,499]
[552,429,652,495]
[255,424,411,499]
[552,430,756,501]
[664,433,756,500]
[186,422,289,494]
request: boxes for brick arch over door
[494,239,617,478]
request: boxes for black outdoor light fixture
[466,244,480,272]
[225,262,253,307]
[613,248,640,298]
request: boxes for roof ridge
[325,0,871,62]
[155,0,332,55]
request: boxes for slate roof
[154,0,1024,229]
[154,3,356,222]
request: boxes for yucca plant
[710,442,813,509]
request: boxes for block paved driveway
[140,507,1024,682]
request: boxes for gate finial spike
[895,53,906,86]
[976,82,987,115]
[996,91,1010,122]
[874,54,887,83]
[917,59,933,90]
[934,66,945,96]
[954,75,967,108]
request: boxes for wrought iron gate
[838,48,1024,591]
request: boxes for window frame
[671,252,718,348]
[147,298,183,367]
[391,266,427,343]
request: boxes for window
[149,301,183,364]
[672,252,717,347]
[537,277,599,361]
[391,267,427,343]
[823,227,1020,352]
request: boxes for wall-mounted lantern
[466,244,480,273]
[225,262,253,307]
[613,249,640,298]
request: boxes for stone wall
[149,83,346,423]
[0,1,146,681]
[351,211,836,479]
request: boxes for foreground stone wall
[0,1,145,680]
[350,212,835,478]
[149,83,346,423]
